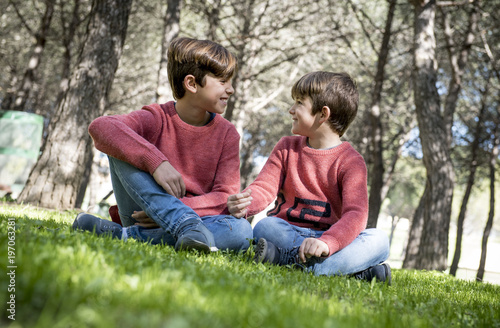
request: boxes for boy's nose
[226,84,234,95]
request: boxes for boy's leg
[253,216,316,250]
[254,218,390,278]
[305,228,390,276]
[201,215,253,251]
[107,156,213,249]
[108,156,175,245]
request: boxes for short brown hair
[167,37,238,99]
[291,71,358,137]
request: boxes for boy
[227,71,391,283]
[73,37,252,253]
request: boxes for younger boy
[73,37,252,253]
[227,71,391,283]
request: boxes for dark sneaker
[353,263,391,285]
[72,213,122,239]
[175,218,217,253]
[254,238,302,267]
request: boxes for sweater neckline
[300,136,350,155]
[166,101,219,132]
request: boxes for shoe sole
[175,238,217,253]
[254,238,268,263]
[383,263,392,285]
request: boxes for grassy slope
[1,204,499,328]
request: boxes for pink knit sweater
[246,136,368,256]
[88,101,241,217]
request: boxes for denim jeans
[253,216,390,275]
[108,156,252,251]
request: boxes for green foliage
[1,204,499,328]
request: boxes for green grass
[1,203,499,328]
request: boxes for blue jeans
[108,156,252,251]
[253,217,390,275]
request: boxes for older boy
[73,37,252,253]
[228,72,391,283]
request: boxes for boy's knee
[224,217,253,251]
[253,217,282,240]
[234,218,253,240]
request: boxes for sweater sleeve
[244,139,287,216]
[318,153,369,256]
[88,105,168,175]
[181,127,241,216]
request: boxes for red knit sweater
[88,101,241,217]
[246,136,368,256]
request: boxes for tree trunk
[54,0,84,111]
[449,74,489,276]
[403,186,425,268]
[440,0,478,146]
[204,0,221,41]
[155,0,181,104]
[17,0,133,209]
[476,118,499,281]
[367,0,397,228]
[408,0,454,271]
[12,0,55,112]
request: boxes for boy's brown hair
[167,37,238,100]
[291,71,358,137]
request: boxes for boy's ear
[183,75,197,94]
[319,106,330,124]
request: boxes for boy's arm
[318,155,369,256]
[88,106,168,175]
[240,139,288,216]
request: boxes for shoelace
[277,246,300,266]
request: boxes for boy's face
[196,74,234,114]
[289,96,318,136]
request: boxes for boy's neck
[174,99,211,126]
[307,131,342,150]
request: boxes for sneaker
[175,218,217,253]
[72,213,122,239]
[353,263,391,285]
[254,238,301,267]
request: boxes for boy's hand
[298,238,329,263]
[227,189,252,218]
[132,211,160,229]
[153,161,186,199]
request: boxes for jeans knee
[253,217,283,240]
[234,218,253,241]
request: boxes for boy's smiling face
[289,96,318,136]
[196,74,234,114]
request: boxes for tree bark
[476,120,498,282]
[17,0,133,209]
[407,0,455,271]
[155,0,181,104]
[367,0,397,228]
[449,73,489,276]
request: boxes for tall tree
[155,0,181,104]
[406,0,455,271]
[449,71,489,276]
[476,114,498,282]
[366,0,397,228]
[18,0,133,209]
[5,0,56,111]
